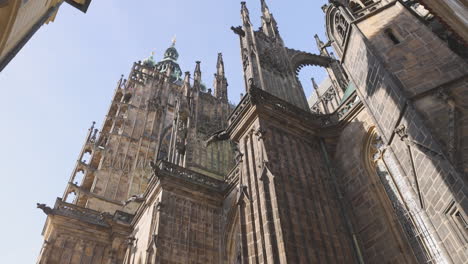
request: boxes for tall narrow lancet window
[81,151,92,165]
[333,11,349,45]
[73,170,85,185]
[65,191,77,204]
[364,128,446,264]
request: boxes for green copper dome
[200,83,207,92]
[156,42,182,83]
[163,46,179,61]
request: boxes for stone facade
[37,1,468,263]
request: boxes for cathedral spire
[194,61,201,81]
[193,61,202,91]
[260,0,279,38]
[214,53,228,101]
[260,0,270,15]
[183,71,191,98]
[240,2,252,27]
[216,52,225,76]
[156,40,183,82]
[314,34,325,55]
[314,34,330,57]
[311,77,320,95]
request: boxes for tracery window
[64,191,77,204]
[334,11,349,45]
[365,128,446,264]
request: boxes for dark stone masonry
[36,1,468,263]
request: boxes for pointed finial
[184,71,191,85]
[314,34,324,52]
[150,51,155,57]
[183,71,191,97]
[240,1,251,25]
[194,61,202,84]
[311,78,318,89]
[195,61,201,73]
[171,35,177,46]
[260,0,269,11]
[311,78,320,96]
[216,53,225,76]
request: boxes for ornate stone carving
[311,103,323,114]
[395,124,409,142]
[53,198,111,227]
[254,128,266,141]
[323,88,336,102]
[337,94,361,119]
[37,203,53,215]
[124,194,145,205]
[231,26,246,37]
[175,118,188,155]
[258,46,289,75]
[114,211,134,224]
[236,184,251,205]
[155,160,226,190]
[147,97,161,111]
[125,236,136,247]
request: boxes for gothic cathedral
[36,1,468,263]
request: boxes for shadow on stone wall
[341,6,468,262]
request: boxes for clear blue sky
[0,0,328,262]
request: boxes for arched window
[65,191,77,204]
[364,128,446,263]
[81,151,92,165]
[333,11,349,45]
[73,170,85,185]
